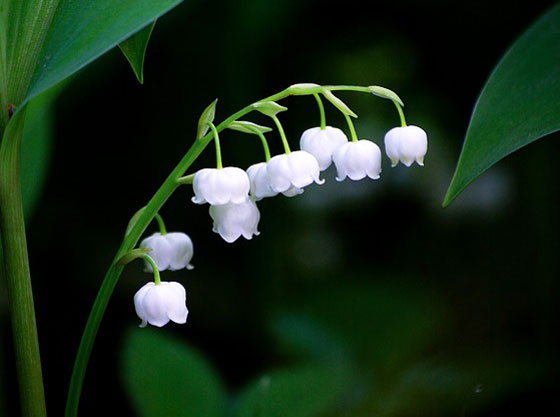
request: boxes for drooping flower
[299,126,348,171]
[266,151,324,197]
[134,281,188,328]
[384,125,428,167]
[332,140,382,181]
[140,232,194,272]
[209,199,260,243]
[246,162,278,200]
[191,167,250,205]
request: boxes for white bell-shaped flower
[134,281,188,328]
[246,162,278,201]
[384,125,428,167]
[191,167,250,205]
[299,126,348,171]
[266,151,324,197]
[140,232,194,272]
[209,199,261,243]
[333,140,382,181]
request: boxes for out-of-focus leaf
[443,4,560,206]
[281,282,442,373]
[197,99,218,139]
[23,0,184,107]
[119,21,156,84]
[269,313,351,364]
[121,328,226,417]
[374,353,550,417]
[21,83,64,217]
[234,364,351,417]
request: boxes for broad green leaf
[443,4,560,207]
[119,21,156,84]
[197,99,218,139]
[321,90,357,118]
[121,328,226,417]
[21,83,64,217]
[228,120,273,135]
[252,101,288,116]
[24,0,184,107]
[234,364,351,417]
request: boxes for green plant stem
[393,100,407,127]
[143,255,161,285]
[65,83,393,416]
[208,122,223,169]
[154,213,167,235]
[344,113,358,142]
[247,126,271,162]
[0,111,47,417]
[271,115,291,154]
[313,93,326,129]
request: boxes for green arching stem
[154,213,167,235]
[271,115,291,154]
[65,83,400,417]
[313,93,326,130]
[143,255,161,285]
[393,100,407,127]
[344,113,358,142]
[208,122,223,169]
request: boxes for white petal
[161,282,188,324]
[142,285,171,327]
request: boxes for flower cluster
[191,124,427,243]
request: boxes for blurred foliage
[122,328,226,417]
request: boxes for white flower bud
[266,151,324,197]
[191,167,250,205]
[299,126,348,171]
[140,232,194,272]
[246,162,278,201]
[209,199,261,243]
[384,125,428,167]
[134,281,188,328]
[332,140,382,181]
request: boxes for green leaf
[24,0,184,107]
[197,99,218,139]
[443,4,560,207]
[119,21,156,84]
[234,364,351,417]
[368,85,404,107]
[321,89,357,118]
[121,328,226,417]
[252,101,288,117]
[228,120,273,135]
[21,82,64,217]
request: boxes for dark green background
[1,0,559,415]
